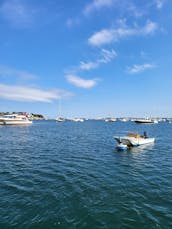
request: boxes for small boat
[116,143,128,151]
[70,118,84,122]
[56,117,65,123]
[119,118,128,122]
[105,118,116,122]
[134,118,158,124]
[114,132,155,148]
[0,114,32,125]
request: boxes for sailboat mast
[58,99,61,118]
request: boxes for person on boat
[143,131,148,138]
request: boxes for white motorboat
[72,118,84,122]
[77,118,84,122]
[105,118,116,122]
[114,132,155,147]
[119,118,128,122]
[0,114,32,125]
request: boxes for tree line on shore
[0,112,44,119]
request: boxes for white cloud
[155,0,165,9]
[0,65,37,80]
[66,17,81,28]
[66,75,98,88]
[66,18,74,28]
[98,49,117,63]
[0,0,36,27]
[66,49,117,74]
[142,21,158,34]
[78,49,117,71]
[65,50,116,88]
[0,84,72,102]
[88,29,115,46]
[126,3,144,17]
[79,61,99,70]
[140,51,150,59]
[83,0,113,15]
[88,21,158,46]
[127,63,156,74]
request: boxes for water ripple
[0,121,172,228]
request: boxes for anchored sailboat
[56,100,65,122]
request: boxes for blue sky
[0,0,172,118]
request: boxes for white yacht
[134,118,158,124]
[0,114,32,125]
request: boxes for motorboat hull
[3,120,32,125]
[0,114,32,125]
[135,119,158,124]
[114,136,155,147]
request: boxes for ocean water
[0,120,172,228]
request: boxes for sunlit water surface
[0,121,172,228]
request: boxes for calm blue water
[0,121,172,228]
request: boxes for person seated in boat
[143,131,148,138]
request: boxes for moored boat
[56,117,65,123]
[72,118,84,122]
[105,118,116,122]
[0,114,32,125]
[114,132,155,148]
[134,119,158,124]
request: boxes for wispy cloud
[67,1,144,29]
[0,0,36,27]
[66,17,81,28]
[78,49,117,71]
[65,49,116,88]
[126,2,144,17]
[127,63,156,74]
[155,0,165,9]
[83,0,114,16]
[65,49,117,75]
[79,61,99,71]
[0,65,37,80]
[98,49,117,63]
[88,21,158,46]
[0,84,73,102]
[66,75,98,88]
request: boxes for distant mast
[56,99,64,122]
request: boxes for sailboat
[56,117,64,122]
[56,100,65,123]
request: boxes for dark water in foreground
[0,121,172,228]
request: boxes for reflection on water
[130,143,155,153]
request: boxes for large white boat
[0,114,32,125]
[114,132,155,148]
[134,118,158,124]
